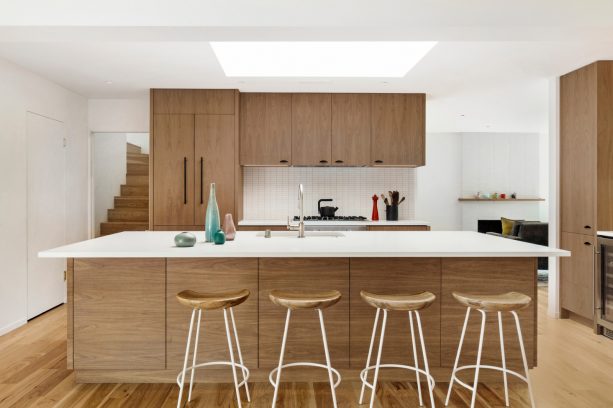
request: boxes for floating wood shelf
[458,197,545,202]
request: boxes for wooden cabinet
[73,258,166,369]
[151,89,240,229]
[166,258,258,370]
[368,225,430,231]
[560,65,597,234]
[153,114,195,226]
[350,258,440,368]
[195,115,235,225]
[560,61,613,321]
[258,258,350,368]
[441,258,536,368]
[240,93,291,166]
[371,93,426,166]
[331,94,371,166]
[560,232,595,319]
[291,93,332,166]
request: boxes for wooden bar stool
[445,292,535,408]
[175,289,251,408]
[269,289,342,408]
[359,290,437,408]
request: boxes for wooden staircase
[99,143,149,236]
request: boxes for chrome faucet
[287,183,305,238]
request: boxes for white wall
[0,57,88,335]
[243,167,416,220]
[460,132,543,230]
[88,98,149,133]
[93,134,127,236]
[415,133,462,230]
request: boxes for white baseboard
[0,319,27,336]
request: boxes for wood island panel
[350,258,441,368]
[66,258,74,369]
[73,258,166,369]
[259,258,350,368]
[166,258,258,370]
[368,225,430,231]
[441,258,537,369]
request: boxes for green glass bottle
[204,183,220,242]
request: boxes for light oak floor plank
[1,287,613,407]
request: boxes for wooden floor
[1,287,613,407]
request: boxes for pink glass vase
[223,213,236,241]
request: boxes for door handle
[183,157,187,204]
[200,157,204,204]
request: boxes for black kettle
[318,199,339,217]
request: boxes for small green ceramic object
[213,230,226,245]
[174,232,197,247]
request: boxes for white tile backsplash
[243,167,416,220]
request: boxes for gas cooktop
[293,215,368,221]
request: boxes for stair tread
[102,221,148,225]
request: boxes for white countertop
[598,231,613,238]
[39,231,570,259]
[238,219,430,226]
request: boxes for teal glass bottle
[204,183,220,242]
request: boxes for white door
[27,112,66,319]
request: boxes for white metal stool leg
[318,309,338,408]
[223,309,242,408]
[272,309,291,408]
[498,311,509,406]
[177,309,196,408]
[512,311,536,408]
[359,308,380,404]
[187,309,202,403]
[369,310,388,408]
[445,307,471,406]
[469,310,487,408]
[415,311,436,408]
[408,311,424,406]
[230,307,251,402]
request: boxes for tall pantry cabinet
[151,89,241,230]
[559,61,613,321]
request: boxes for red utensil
[371,194,379,221]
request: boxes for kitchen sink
[255,231,345,238]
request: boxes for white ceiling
[1,1,613,133]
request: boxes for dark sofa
[485,221,549,270]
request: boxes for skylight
[210,41,437,78]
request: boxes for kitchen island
[40,231,568,383]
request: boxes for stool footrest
[450,364,529,392]
[176,361,250,388]
[268,362,341,388]
[360,363,436,390]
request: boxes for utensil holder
[386,205,398,221]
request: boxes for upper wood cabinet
[560,64,598,234]
[195,115,235,225]
[240,93,292,166]
[153,114,195,226]
[291,93,332,166]
[371,93,426,167]
[331,94,371,166]
[151,89,240,228]
[152,89,235,114]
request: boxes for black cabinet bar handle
[374,160,383,164]
[584,225,592,229]
[335,160,344,164]
[584,242,592,246]
[200,157,204,204]
[320,160,328,164]
[280,160,289,164]
[183,157,187,204]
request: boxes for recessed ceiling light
[105,80,113,85]
[210,41,437,78]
